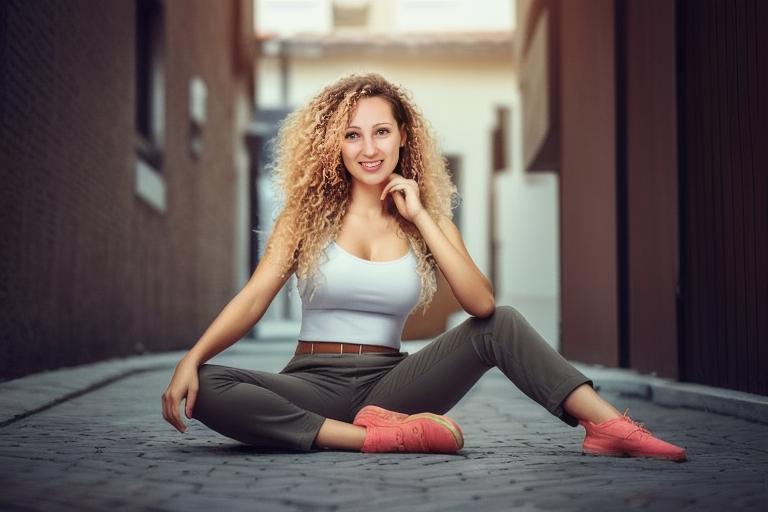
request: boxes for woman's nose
[362,137,377,156]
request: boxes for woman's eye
[377,128,390,136]
[345,132,359,140]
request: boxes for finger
[392,188,407,212]
[404,182,420,198]
[380,176,407,199]
[171,401,187,432]
[390,185,407,196]
[403,180,418,193]
[161,392,172,424]
[165,393,186,433]
[379,185,390,201]
[185,389,197,419]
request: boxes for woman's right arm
[161,218,296,433]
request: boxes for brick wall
[0,0,251,380]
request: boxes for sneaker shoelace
[621,409,652,439]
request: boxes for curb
[407,339,768,425]
[0,353,180,427]
[572,363,768,425]
[1,340,767,428]
[0,339,293,427]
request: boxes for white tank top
[297,240,422,349]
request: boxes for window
[135,0,165,170]
[492,105,509,173]
[332,0,369,29]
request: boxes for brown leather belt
[295,340,399,355]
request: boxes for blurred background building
[0,0,256,380]
[516,0,766,394]
[1,0,765,397]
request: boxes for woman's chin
[350,171,393,187]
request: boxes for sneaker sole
[582,447,687,462]
[405,413,464,450]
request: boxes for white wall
[492,81,560,348]
[494,171,560,348]
[393,0,513,33]
[255,0,515,36]
[256,0,331,36]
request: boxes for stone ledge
[573,363,768,425]
[2,340,766,428]
[0,339,292,427]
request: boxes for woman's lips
[360,160,383,172]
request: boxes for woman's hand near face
[380,173,425,223]
[161,356,200,433]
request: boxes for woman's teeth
[360,160,383,171]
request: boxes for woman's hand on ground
[161,358,200,433]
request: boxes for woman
[161,73,686,461]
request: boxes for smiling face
[341,96,406,187]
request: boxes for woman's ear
[399,125,407,147]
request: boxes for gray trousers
[192,305,592,451]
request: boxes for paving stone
[0,347,766,512]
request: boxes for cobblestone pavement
[1,345,766,512]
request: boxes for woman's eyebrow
[346,122,393,130]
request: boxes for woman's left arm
[382,174,496,317]
[413,211,496,317]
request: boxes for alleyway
[1,341,766,512]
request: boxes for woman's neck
[347,180,390,219]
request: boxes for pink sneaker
[354,405,408,425]
[354,405,464,442]
[580,410,687,462]
[357,406,464,453]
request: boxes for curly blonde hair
[266,73,458,314]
